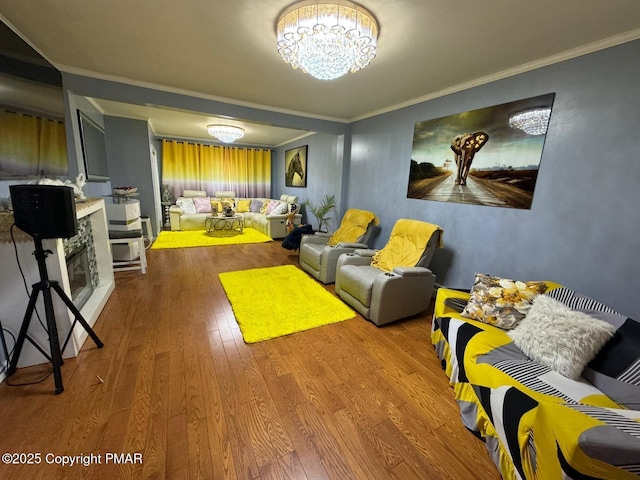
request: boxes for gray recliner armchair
[335,219,443,326]
[299,208,379,284]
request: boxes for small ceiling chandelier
[207,125,245,143]
[508,108,552,135]
[276,0,379,80]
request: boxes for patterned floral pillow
[221,197,236,209]
[461,273,548,329]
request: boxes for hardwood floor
[0,240,500,480]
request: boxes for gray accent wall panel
[276,133,347,226]
[348,40,640,319]
[104,116,159,234]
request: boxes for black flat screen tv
[77,110,109,181]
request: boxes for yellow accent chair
[335,219,443,326]
[299,208,379,284]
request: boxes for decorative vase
[224,206,234,217]
[161,184,173,203]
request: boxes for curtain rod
[160,138,272,151]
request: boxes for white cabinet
[105,199,142,261]
[105,199,141,231]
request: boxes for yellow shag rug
[151,228,273,249]
[219,265,356,343]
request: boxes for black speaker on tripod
[8,184,103,394]
[10,184,78,239]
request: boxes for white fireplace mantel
[0,198,115,376]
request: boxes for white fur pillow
[176,198,196,214]
[508,295,616,380]
[271,201,288,215]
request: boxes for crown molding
[350,28,640,122]
[55,64,350,124]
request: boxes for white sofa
[169,190,301,239]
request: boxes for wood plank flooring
[0,240,500,480]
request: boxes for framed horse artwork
[285,145,308,187]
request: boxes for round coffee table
[205,215,244,235]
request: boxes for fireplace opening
[66,246,94,311]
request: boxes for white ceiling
[1,0,640,145]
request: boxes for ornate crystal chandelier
[508,108,552,135]
[276,0,379,80]
[207,125,245,143]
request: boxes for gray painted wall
[348,39,640,318]
[104,116,159,234]
[275,132,347,229]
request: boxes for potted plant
[304,194,336,232]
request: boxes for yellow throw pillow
[236,199,251,213]
[260,200,270,214]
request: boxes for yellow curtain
[199,144,228,192]
[0,108,67,177]
[162,139,271,198]
[161,140,201,192]
[39,118,68,175]
[245,148,271,197]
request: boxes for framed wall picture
[407,93,555,209]
[285,145,307,187]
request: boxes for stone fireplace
[65,245,93,310]
[63,216,99,310]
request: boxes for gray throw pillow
[250,199,263,213]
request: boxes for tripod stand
[7,235,104,394]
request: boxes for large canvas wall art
[285,145,307,187]
[407,93,555,209]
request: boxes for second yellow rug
[151,228,272,249]
[219,265,356,343]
